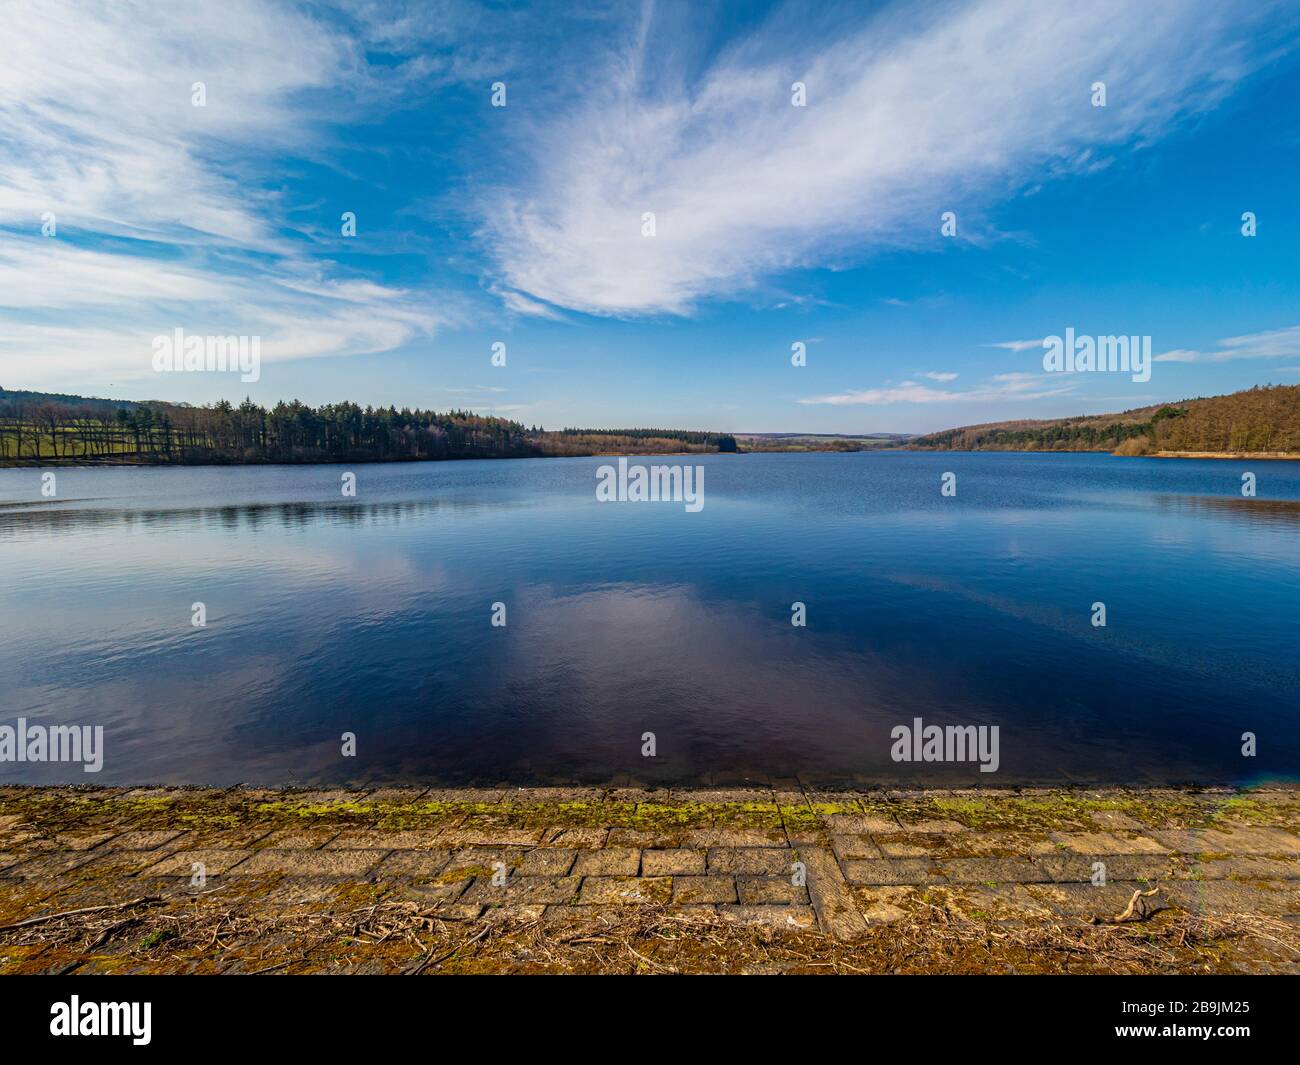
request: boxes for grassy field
[0,424,158,462]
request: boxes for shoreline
[3,783,1297,974]
[5,447,1300,471]
[1150,450,1300,461]
[0,449,717,471]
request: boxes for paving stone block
[1182,856,1300,881]
[516,848,577,876]
[1161,879,1300,917]
[141,849,254,876]
[874,834,947,858]
[504,788,604,805]
[841,858,945,886]
[606,828,684,849]
[935,856,1052,885]
[1149,829,1217,853]
[539,827,608,848]
[163,827,274,849]
[1048,832,1167,855]
[63,849,170,877]
[1194,826,1300,856]
[930,884,1055,920]
[806,790,869,809]
[5,852,99,879]
[325,830,444,849]
[802,847,867,939]
[440,847,527,875]
[234,849,382,877]
[683,828,786,848]
[894,819,966,834]
[253,828,341,850]
[376,850,453,876]
[54,831,119,852]
[394,879,471,904]
[104,830,185,851]
[830,834,883,860]
[572,848,640,876]
[827,813,898,834]
[949,833,1058,857]
[577,876,671,905]
[641,849,706,876]
[435,826,545,847]
[462,875,582,906]
[672,788,774,804]
[706,847,793,875]
[277,789,362,805]
[1035,853,1172,884]
[423,788,504,804]
[672,876,738,904]
[604,787,670,803]
[1086,810,1144,831]
[738,876,808,905]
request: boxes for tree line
[0,390,737,464]
[555,426,737,448]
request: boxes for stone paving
[2,784,1298,973]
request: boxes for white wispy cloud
[491,285,567,320]
[0,1,351,249]
[482,0,1278,317]
[1154,324,1300,363]
[0,0,442,389]
[799,372,1075,406]
[922,371,959,382]
[983,339,1046,353]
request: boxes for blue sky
[2,0,1300,433]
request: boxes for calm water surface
[2,452,1298,786]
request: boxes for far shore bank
[1151,450,1300,461]
[0,449,715,470]
[5,447,1300,471]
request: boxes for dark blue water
[1,452,1297,786]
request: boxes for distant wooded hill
[911,384,1300,456]
[0,389,736,465]
[736,432,912,452]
